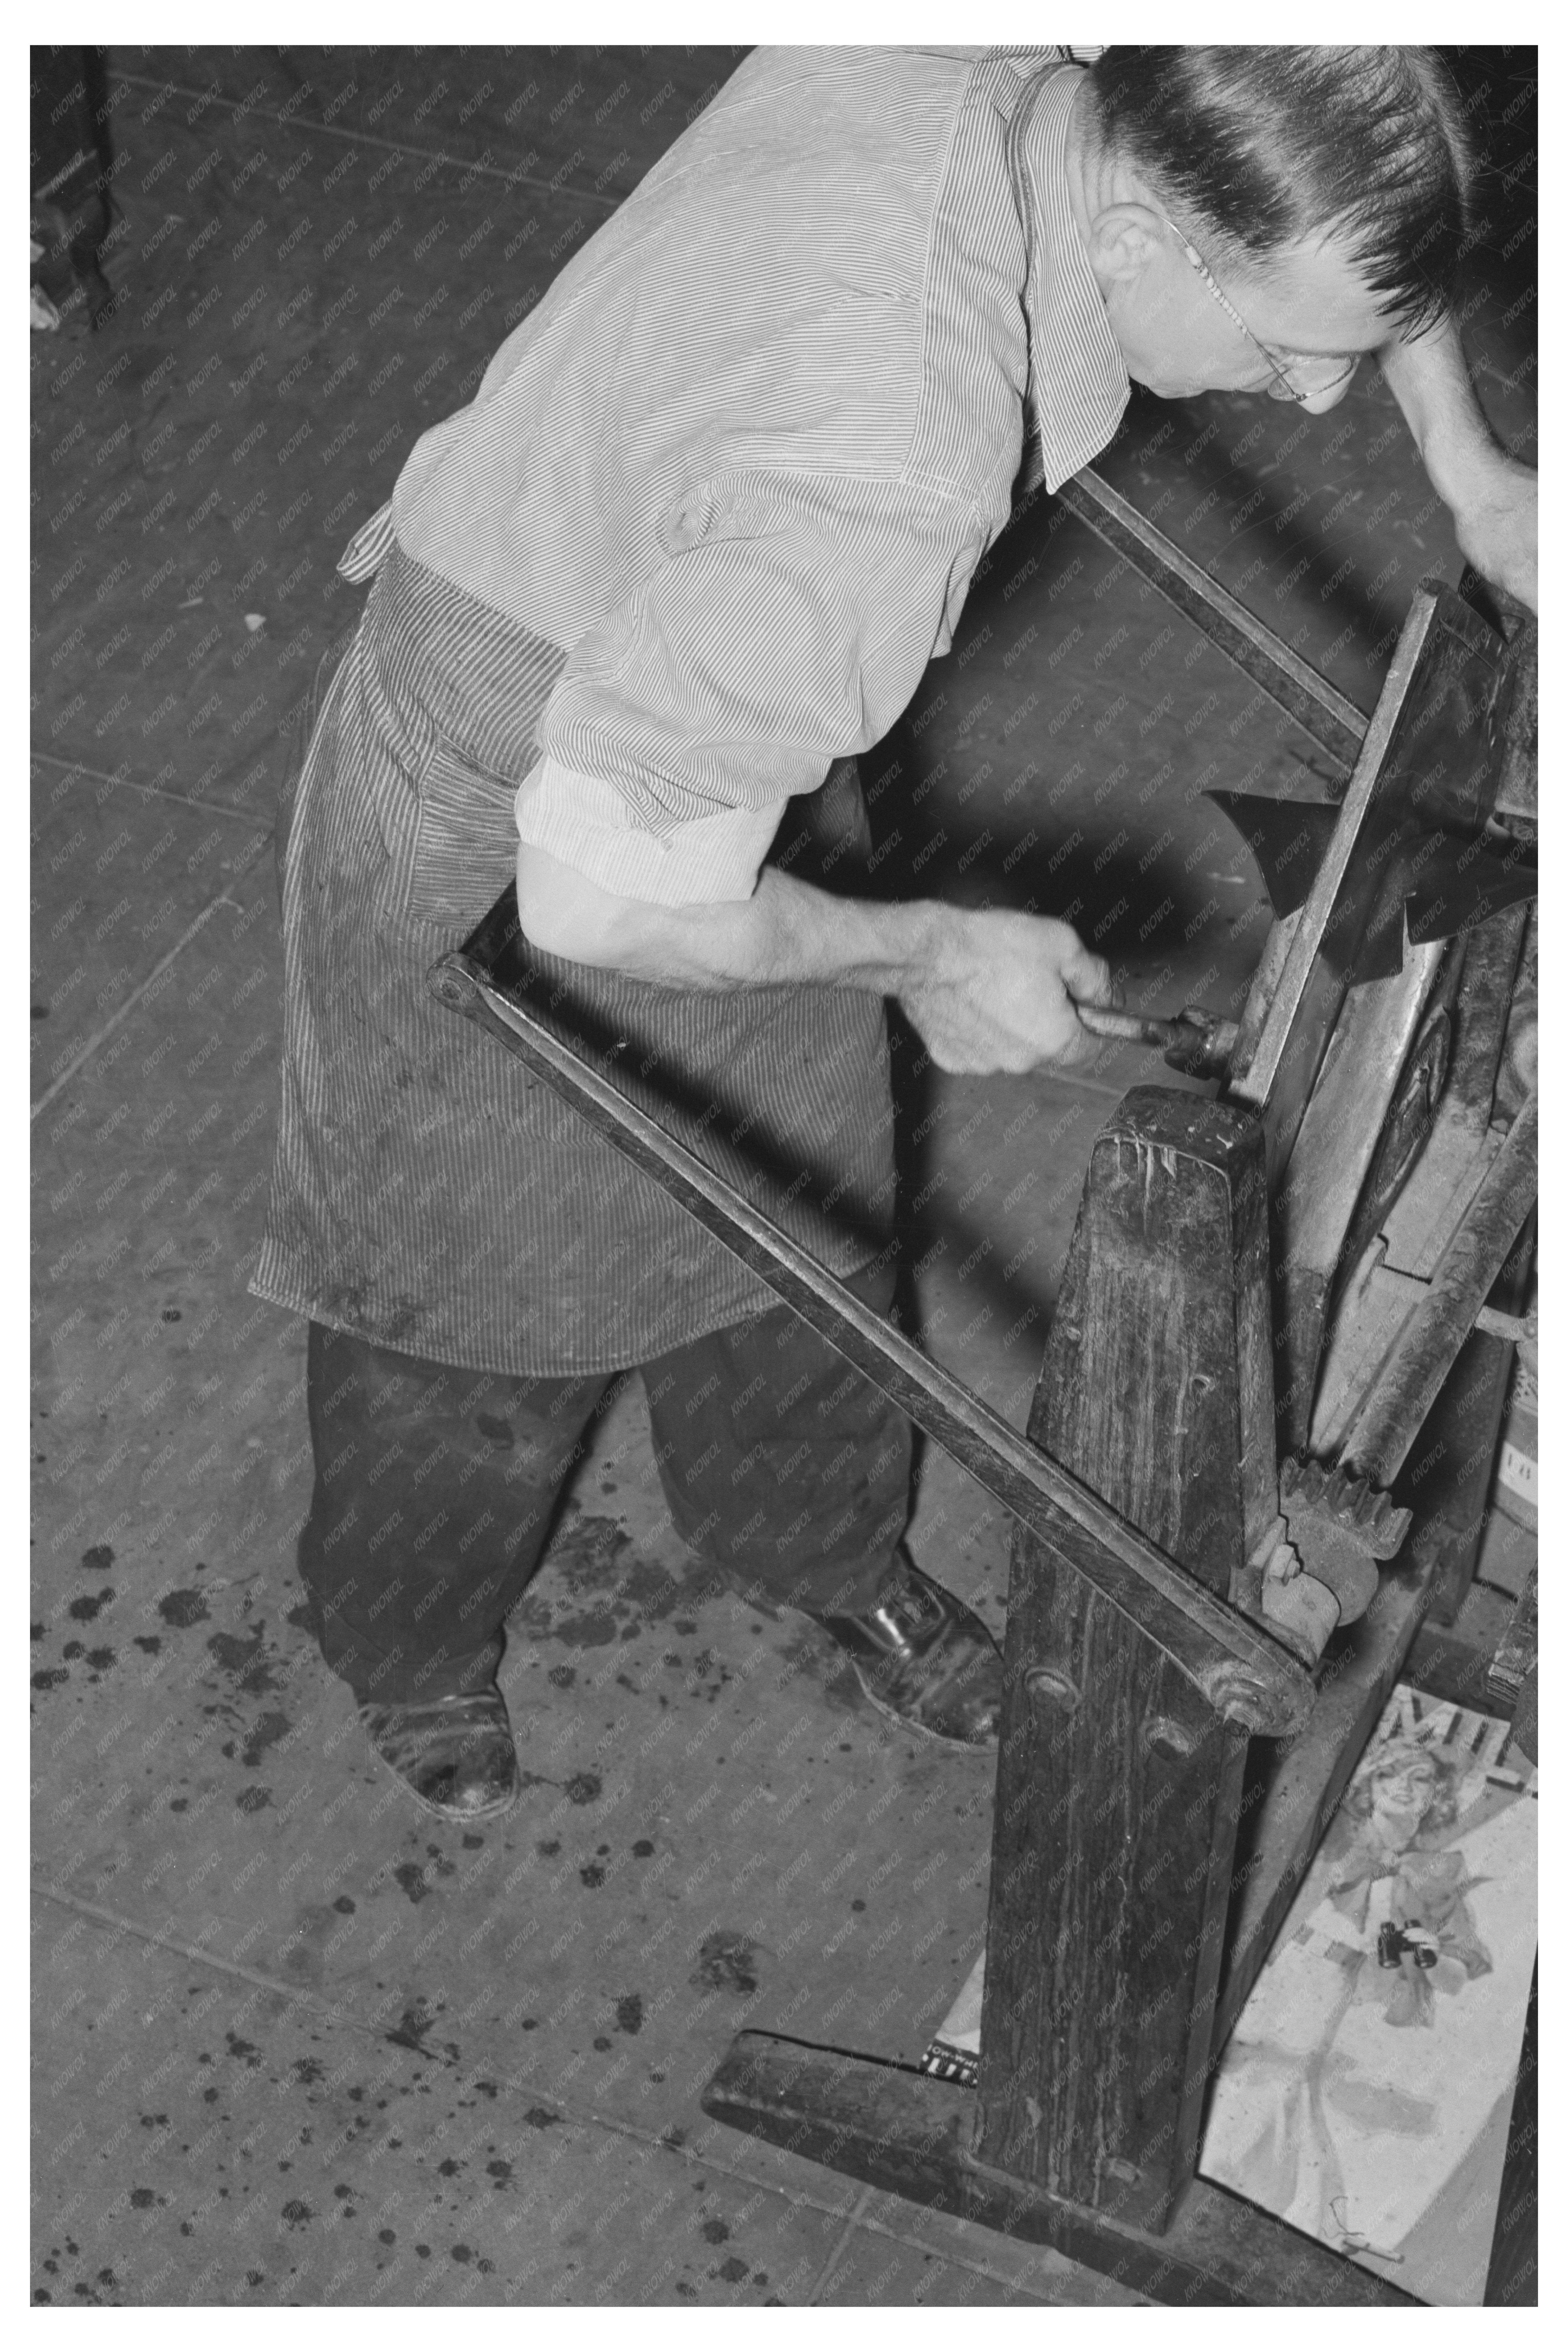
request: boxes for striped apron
[250,539,897,1376]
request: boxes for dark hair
[1086,46,1478,333]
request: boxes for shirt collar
[1008,66,1129,491]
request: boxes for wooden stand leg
[702,2039,1414,2305]
[975,1089,1275,2226]
[698,1087,1424,2301]
[975,1613,1246,2226]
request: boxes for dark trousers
[296,1261,911,1704]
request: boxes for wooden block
[1397,1327,1515,1626]
[1402,1208,1537,1627]
[1344,1098,1536,1489]
[1024,1087,1277,1597]
[973,1088,1274,2226]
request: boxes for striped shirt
[253,48,1133,1377]
[343,47,1128,907]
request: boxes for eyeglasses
[1158,214,1360,407]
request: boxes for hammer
[1074,1001,1241,1076]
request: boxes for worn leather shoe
[810,1554,1003,1748]
[360,1686,520,1820]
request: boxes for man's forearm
[1379,315,1537,612]
[516,842,948,995]
[515,840,1113,1073]
[1378,313,1497,502]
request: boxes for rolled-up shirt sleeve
[515,472,986,906]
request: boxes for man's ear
[1084,202,1165,292]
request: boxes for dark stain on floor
[157,1588,210,1629]
[67,1586,114,1622]
[534,1603,621,1650]
[385,2002,451,2059]
[691,1931,760,1995]
[514,1514,693,1651]
[207,1626,287,1697]
[240,1710,291,1768]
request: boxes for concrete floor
[31,46,1535,2306]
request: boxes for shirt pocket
[655,473,764,558]
[400,736,524,930]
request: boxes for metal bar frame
[1048,466,1370,771]
[427,953,1311,1738]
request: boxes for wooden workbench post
[974,1090,1277,2229]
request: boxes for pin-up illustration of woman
[1203,1700,1532,2282]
